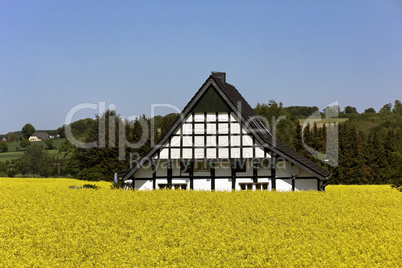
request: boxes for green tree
[69,118,96,141]
[293,123,305,155]
[0,162,7,177]
[22,123,35,139]
[45,139,54,150]
[311,122,323,152]
[20,144,50,176]
[379,103,392,114]
[59,140,75,157]
[285,106,319,118]
[364,108,376,114]
[0,141,8,153]
[355,131,374,184]
[20,139,31,149]
[390,152,402,191]
[76,167,104,181]
[65,159,81,176]
[56,126,66,138]
[8,133,19,142]
[255,100,296,148]
[337,125,360,184]
[392,100,402,115]
[0,161,7,171]
[323,105,341,118]
[126,115,152,157]
[365,131,380,183]
[159,114,177,141]
[68,110,131,181]
[344,106,358,114]
[300,123,316,161]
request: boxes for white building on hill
[29,132,49,142]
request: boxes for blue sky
[1,0,401,134]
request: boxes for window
[158,183,187,190]
[255,183,269,190]
[240,183,253,190]
[239,182,269,191]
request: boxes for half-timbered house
[118,72,331,191]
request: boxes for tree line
[255,100,402,190]
[1,100,401,190]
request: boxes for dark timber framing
[167,161,172,186]
[204,112,207,159]
[253,162,258,183]
[231,162,236,190]
[271,152,276,190]
[189,161,194,190]
[210,162,215,190]
[192,112,195,161]
[152,161,156,190]
[216,112,219,159]
[120,73,331,191]
[240,118,243,159]
[292,176,296,191]
[180,118,183,159]
[228,111,231,159]
[317,178,322,191]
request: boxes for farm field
[0,178,401,267]
[0,139,68,162]
[299,118,349,128]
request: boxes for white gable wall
[130,111,321,191]
[157,112,272,160]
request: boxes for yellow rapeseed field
[0,178,401,267]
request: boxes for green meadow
[299,118,348,127]
[0,139,68,162]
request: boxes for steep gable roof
[122,73,331,180]
[211,75,331,179]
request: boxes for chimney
[211,71,226,84]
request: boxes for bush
[391,178,402,192]
[45,139,54,150]
[65,159,81,176]
[76,167,103,181]
[0,162,7,173]
[68,184,100,189]
[19,139,30,149]
[0,141,8,153]
[83,184,100,189]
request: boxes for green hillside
[0,138,68,163]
